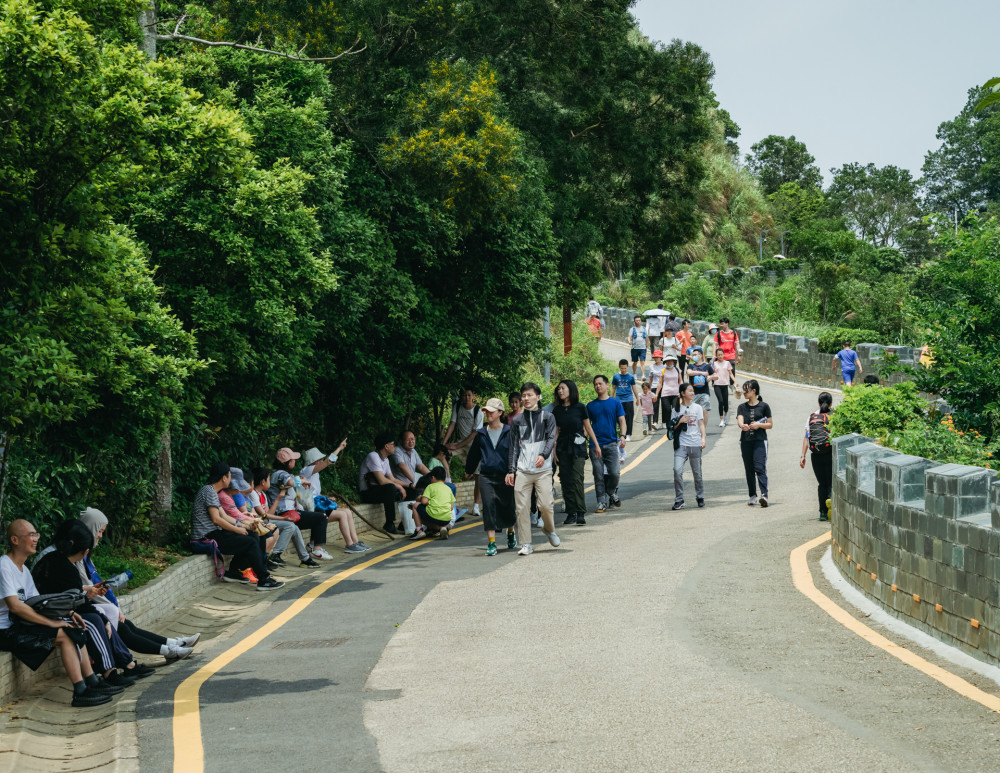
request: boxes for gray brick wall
[831,434,1000,664]
[600,307,913,389]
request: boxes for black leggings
[714,385,730,417]
[811,451,834,517]
[116,618,167,655]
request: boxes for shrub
[828,381,925,441]
[891,414,999,471]
[664,276,720,321]
[673,264,692,277]
[689,261,714,275]
[816,327,890,354]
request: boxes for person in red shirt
[676,319,694,380]
[715,318,742,395]
[587,314,602,339]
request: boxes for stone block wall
[599,306,913,389]
[831,433,1000,665]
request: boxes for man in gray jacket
[505,382,561,556]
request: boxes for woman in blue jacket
[465,398,516,556]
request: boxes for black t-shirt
[553,402,590,458]
[736,400,772,443]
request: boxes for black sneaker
[759,495,769,508]
[672,501,685,511]
[221,569,250,584]
[266,558,280,571]
[269,553,286,566]
[72,687,113,707]
[611,496,622,508]
[89,677,125,696]
[563,514,578,525]
[257,577,285,592]
[383,523,398,535]
[697,498,705,508]
[128,662,155,679]
[576,514,586,525]
[299,557,320,568]
[105,670,138,688]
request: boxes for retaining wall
[599,307,914,389]
[831,433,1000,665]
[0,479,476,706]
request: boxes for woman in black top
[552,380,600,524]
[33,520,140,687]
[801,392,835,521]
[735,379,773,507]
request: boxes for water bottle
[103,571,132,590]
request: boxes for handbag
[25,590,87,619]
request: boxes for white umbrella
[642,308,668,317]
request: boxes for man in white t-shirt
[646,306,666,354]
[360,431,408,534]
[0,520,112,707]
[391,431,431,493]
[670,384,707,510]
[443,387,485,515]
[586,296,603,319]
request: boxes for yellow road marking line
[790,532,1000,713]
[175,437,673,770]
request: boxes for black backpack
[808,412,832,454]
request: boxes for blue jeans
[589,442,621,508]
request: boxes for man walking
[587,375,627,513]
[506,383,560,556]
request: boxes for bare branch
[155,16,367,63]
[570,122,602,140]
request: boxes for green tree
[825,163,923,249]
[745,135,822,196]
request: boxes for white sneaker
[719,419,725,427]
[517,544,534,556]
[747,497,758,507]
[312,546,334,560]
[651,423,658,430]
[165,645,192,661]
[177,633,201,648]
[530,511,540,526]
[547,531,561,547]
[473,503,481,516]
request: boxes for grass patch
[91,544,184,594]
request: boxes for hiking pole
[330,489,399,540]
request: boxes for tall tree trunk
[139,2,157,60]
[151,430,172,543]
[563,305,572,354]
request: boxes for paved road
[136,361,1000,772]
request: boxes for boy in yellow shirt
[409,467,456,540]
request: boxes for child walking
[640,382,654,435]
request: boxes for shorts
[0,618,86,671]
[842,369,856,384]
[630,348,646,363]
[694,393,712,414]
[416,504,451,528]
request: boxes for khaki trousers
[513,470,555,546]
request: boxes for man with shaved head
[0,520,118,706]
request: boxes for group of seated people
[0,513,200,708]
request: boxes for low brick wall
[831,433,1000,664]
[599,306,913,388]
[0,480,476,706]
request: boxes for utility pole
[543,306,551,383]
[758,229,772,262]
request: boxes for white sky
[631,0,999,185]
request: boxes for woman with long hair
[736,379,773,507]
[801,392,835,521]
[552,379,599,525]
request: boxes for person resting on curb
[249,468,319,568]
[408,467,457,541]
[222,469,279,578]
[0,519,119,707]
[269,447,336,559]
[33,519,142,688]
[191,461,284,591]
[78,508,198,663]
[298,446,370,554]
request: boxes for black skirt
[0,618,86,671]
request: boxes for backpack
[808,412,832,454]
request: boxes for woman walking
[670,383,706,511]
[736,379,773,507]
[553,379,599,525]
[712,353,733,427]
[801,392,834,521]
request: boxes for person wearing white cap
[656,352,681,419]
[299,441,369,554]
[465,398,516,555]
